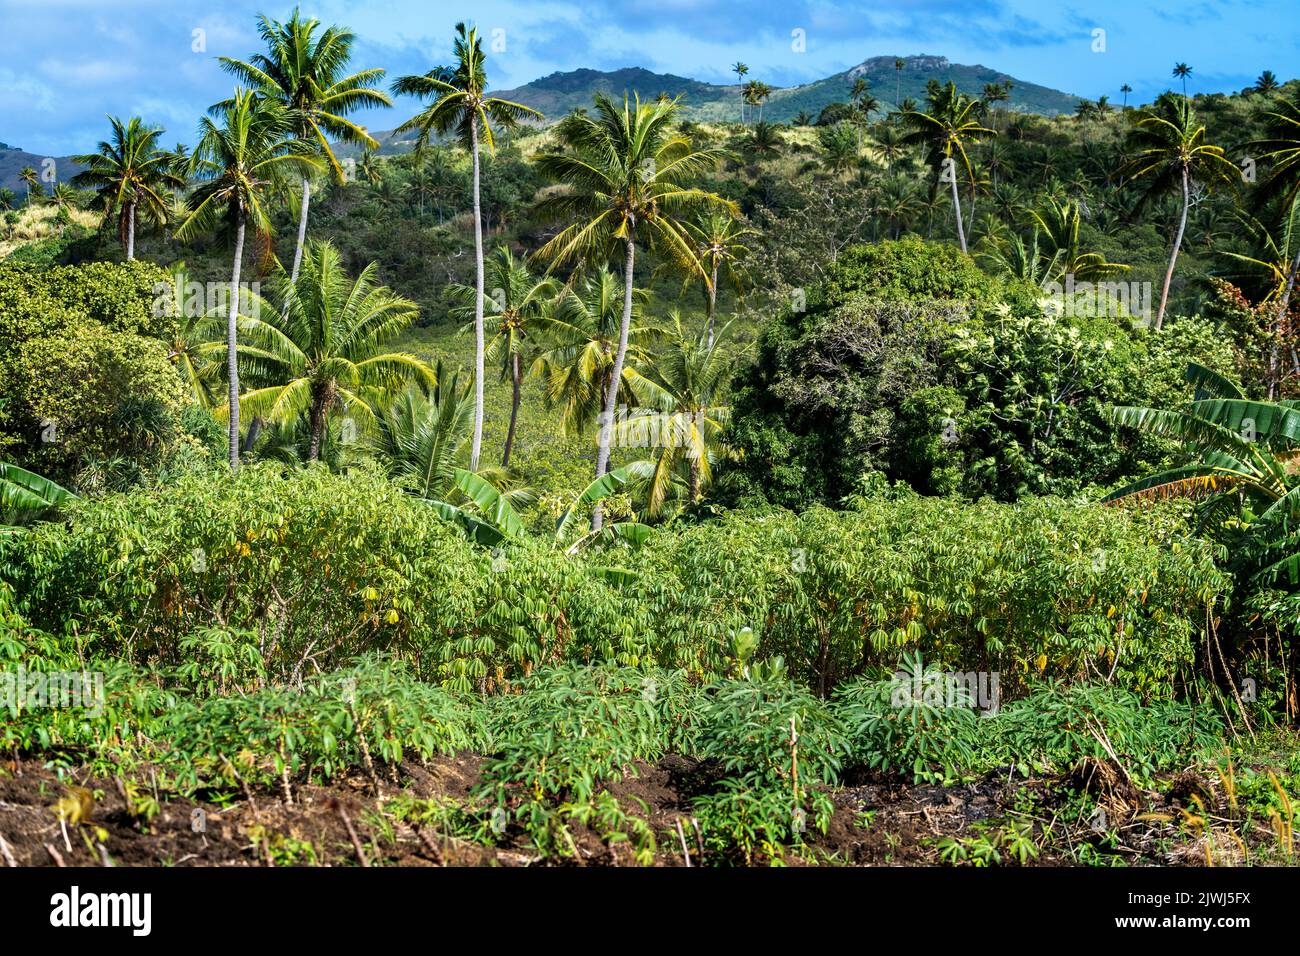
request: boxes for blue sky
[2,0,1297,155]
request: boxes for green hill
[357,54,1080,156]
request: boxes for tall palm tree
[235,240,433,461]
[894,58,905,108]
[175,89,321,471]
[901,81,993,253]
[617,313,736,514]
[531,267,657,439]
[1120,84,1133,109]
[18,166,40,205]
[1172,63,1193,97]
[532,93,733,526]
[1250,95,1300,395]
[392,22,541,472]
[71,116,183,260]
[733,62,749,123]
[450,247,557,465]
[218,9,391,282]
[1122,94,1238,329]
[684,208,755,348]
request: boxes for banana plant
[1,463,77,531]
[432,465,651,554]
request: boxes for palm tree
[18,166,40,204]
[176,89,321,471]
[744,120,783,161]
[1123,94,1238,329]
[1120,84,1133,109]
[218,9,391,282]
[1030,196,1129,282]
[901,81,993,253]
[873,174,924,239]
[532,93,732,526]
[684,208,755,348]
[818,122,860,179]
[71,115,183,260]
[450,247,557,465]
[392,23,541,472]
[1253,71,1281,96]
[155,262,226,407]
[872,122,909,173]
[1173,63,1193,97]
[370,363,473,500]
[1250,95,1300,395]
[894,58,905,107]
[236,240,433,461]
[733,62,749,122]
[617,313,736,514]
[531,267,657,439]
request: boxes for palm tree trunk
[469,115,486,472]
[1272,244,1300,396]
[227,211,246,473]
[503,351,521,467]
[126,201,136,260]
[949,167,967,254]
[688,456,701,504]
[1155,166,1190,332]
[706,260,719,350]
[307,389,331,462]
[290,176,311,282]
[593,237,636,530]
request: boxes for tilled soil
[0,751,1229,867]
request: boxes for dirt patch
[0,752,1239,867]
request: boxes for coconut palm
[1251,96,1300,395]
[1122,93,1239,329]
[370,363,473,500]
[1172,63,1193,97]
[18,166,39,204]
[234,240,432,462]
[818,122,860,179]
[894,58,905,107]
[733,62,749,122]
[743,120,783,161]
[1120,84,1133,109]
[1253,71,1281,96]
[450,247,558,465]
[684,208,755,348]
[531,267,658,439]
[1030,196,1129,282]
[900,81,993,253]
[154,262,226,407]
[617,313,737,515]
[392,23,542,473]
[176,89,321,471]
[218,9,391,283]
[71,115,183,260]
[531,93,733,526]
[873,174,925,239]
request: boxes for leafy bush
[2,468,1226,699]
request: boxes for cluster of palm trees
[66,15,751,530]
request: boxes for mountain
[490,55,1080,124]
[356,54,1081,157]
[0,143,84,196]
